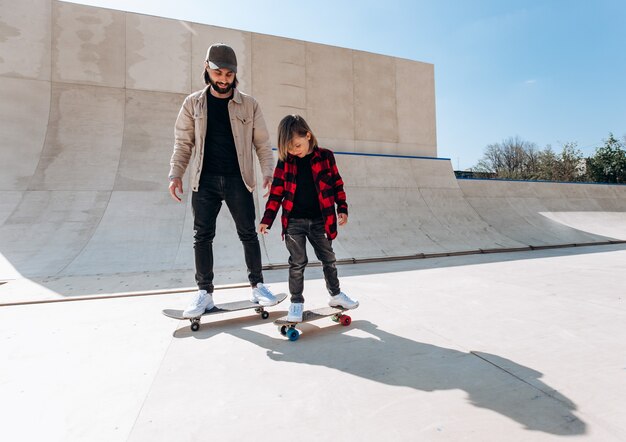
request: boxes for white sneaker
[286,303,304,322]
[250,283,278,306]
[182,290,215,318]
[329,292,359,309]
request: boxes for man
[169,43,278,318]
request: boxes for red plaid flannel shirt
[261,147,348,240]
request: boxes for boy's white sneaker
[250,283,278,306]
[182,290,214,318]
[329,291,359,309]
[286,303,304,322]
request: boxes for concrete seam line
[0,283,250,307]
[470,351,576,408]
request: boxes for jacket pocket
[236,114,252,125]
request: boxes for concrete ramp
[1,0,626,300]
[1,70,625,296]
[1,66,625,287]
[3,137,625,283]
[459,179,626,248]
[333,154,525,259]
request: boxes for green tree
[554,142,586,182]
[535,146,557,180]
[586,134,626,183]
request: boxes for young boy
[259,115,359,321]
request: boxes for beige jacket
[169,86,274,192]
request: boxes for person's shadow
[221,319,585,436]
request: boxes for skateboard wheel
[261,311,270,320]
[278,325,288,336]
[340,315,351,326]
[190,322,200,332]
[286,328,299,341]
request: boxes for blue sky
[69,0,626,170]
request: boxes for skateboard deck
[163,292,287,331]
[274,306,352,341]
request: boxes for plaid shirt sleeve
[260,159,286,227]
[328,151,348,215]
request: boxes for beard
[208,76,234,94]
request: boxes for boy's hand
[338,213,348,226]
[259,223,270,234]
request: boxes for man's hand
[262,176,272,198]
[259,223,270,234]
[169,178,183,202]
[338,213,348,226]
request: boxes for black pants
[192,175,263,293]
[285,218,340,303]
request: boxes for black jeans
[192,175,263,292]
[285,218,340,303]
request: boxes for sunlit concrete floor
[1,244,625,441]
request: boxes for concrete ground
[2,243,625,441]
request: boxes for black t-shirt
[289,153,322,219]
[200,91,240,183]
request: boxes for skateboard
[274,306,352,341]
[163,292,287,332]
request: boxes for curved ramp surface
[1,0,626,300]
[2,141,625,283]
[1,75,626,291]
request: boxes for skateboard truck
[275,307,352,341]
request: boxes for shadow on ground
[173,317,585,436]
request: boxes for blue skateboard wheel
[286,328,299,341]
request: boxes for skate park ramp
[4,2,626,441]
[1,0,626,304]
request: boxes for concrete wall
[0,0,436,156]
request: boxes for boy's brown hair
[276,114,318,161]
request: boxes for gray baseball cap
[206,43,237,73]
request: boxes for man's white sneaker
[182,290,215,318]
[250,283,278,306]
[329,291,359,309]
[286,302,304,322]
